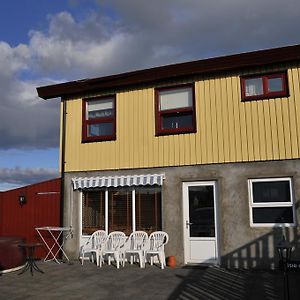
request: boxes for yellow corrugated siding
[63,65,300,172]
[289,68,300,158]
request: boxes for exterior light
[19,195,26,206]
[276,237,292,300]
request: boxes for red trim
[241,72,289,101]
[82,95,116,142]
[155,84,196,136]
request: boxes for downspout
[60,98,67,229]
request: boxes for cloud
[0,0,300,152]
[0,69,60,149]
[97,0,300,59]
[0,167,59,187]
[28,0,300,80]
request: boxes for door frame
[182,181,220,265]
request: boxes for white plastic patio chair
[99,231,126,269]
[79,230,107,266]
[145,231,169,269]
[124,231,148,268]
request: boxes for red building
[0,178,61,258]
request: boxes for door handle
[186,220,193,229]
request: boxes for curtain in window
[108,189,132,235]
[135,187,162,234]
[82,191,105,235]
[245,78,263,96]
[82,186,162,235]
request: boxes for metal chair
[79,230,107,266]
[99,231,126,269]
[125,231,148,268]
[145,231,169,269]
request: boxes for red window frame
[155,84,196,136]
[82,95,116,143]
[241,72,288,101]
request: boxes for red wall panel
[0,178,61,258]
[0,192,3,235]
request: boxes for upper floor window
[248,177,295,227]
[82,95,116,142]
[155,84,196,136]
[241,72,288,101]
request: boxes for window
[155,84,196,135]
[109,189,132,235]
[136,187,162,234]
[82,95,116,142]
[248,178,295,227]
[82,190,105,235]
[82,187,162,235]
[241,72,288,101]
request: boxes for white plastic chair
[99,231,126,269]
[79,230,107,266]
[125,231,148,268]
[145,231,169,269]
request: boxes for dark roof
[37,44,300,100]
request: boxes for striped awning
[72,173,165,190]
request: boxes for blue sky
[0,0,299,191]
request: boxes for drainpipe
[58,98,67,261]
[60,98,67,229]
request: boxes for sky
[0,0,300,191]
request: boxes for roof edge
[37,44,300,100]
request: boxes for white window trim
[248,177,295,227]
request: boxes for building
[37,44,300,268]
[0,178,61,258]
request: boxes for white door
[183,181,218,264]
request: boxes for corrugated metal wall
[63,64,300,172]
[0,178,61,258]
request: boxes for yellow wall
[63,65,300,172]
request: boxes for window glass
[268,77,283,93]
[156,85,196,135]
[188,185,215,238]
[82,96,116,142]
[159,87,193,111]
[135,187,162,234]
[82,187,162,235]
[252,207,294,224]
[241,72,288,101]
[252,181,291,203]
[161,113,193,130]
[87,99,114,119]
[245,78,263,96]
[88,122,113,137]
[249,178,294,226]
[109,189,132,235]
[82,191,105,235]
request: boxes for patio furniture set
[79,231,169,269]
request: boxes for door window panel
[188,185,215,237]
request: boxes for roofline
[0,177,61,193]
[37,44,300,100]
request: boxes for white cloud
[0,166,59,188]
[0,42,30,76]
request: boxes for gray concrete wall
[62,159,300,269]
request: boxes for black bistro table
[18,243,44,276]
